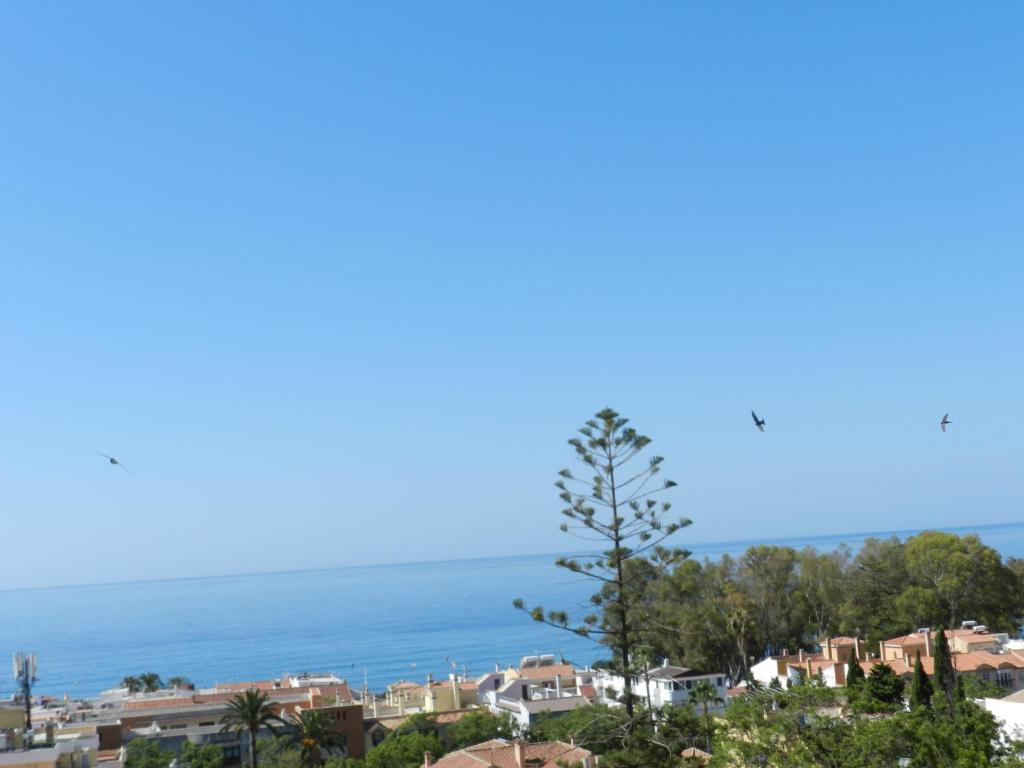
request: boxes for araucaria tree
[514,408,690,723]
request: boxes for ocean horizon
[3,521,1023,700]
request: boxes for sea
[2,522,1023,700]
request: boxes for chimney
[853,637,860,662]
[555,674,562,697]
[925,631,933,657]
[878,641,885,660]
[513,740,526,768]
[798,649,804,663]
[423,752,434,768]
[825,638,833,661]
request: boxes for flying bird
[96,452,133,474]
[940,413,952,432]
[751,411,766,432]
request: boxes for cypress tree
[932,627,957,715]
[846,652,866,688]
[955,674,966,703]
[909,651,933,710]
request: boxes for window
[685,681,692,690]
[717,678,724,687]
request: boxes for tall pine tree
[846,652,865,688]
[909,651,933,710]
[515,408,689,726]
[932,627,957,716]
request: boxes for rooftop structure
[428,738,593,768]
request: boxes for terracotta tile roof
[123,697,194,711]
[516,665,575,681]
[435,739,592,768]
[862,651,1024,677]
[885,629,1004,647]
[578,684,596,700]
[376,709,477,731]
[681,746,711,764]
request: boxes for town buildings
[750,623,1024,694]
[593,662,728,712]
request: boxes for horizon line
[2,519,1020,596]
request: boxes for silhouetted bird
[940,413,952,432]
[751,411,766,432]
[96,452,133,474]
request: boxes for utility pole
[13,652,38,732]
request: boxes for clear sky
[2,3,1022,590]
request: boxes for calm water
[2,522,1022,699]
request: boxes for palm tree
[139,672,164,692]
[286,709,342,768]
[691,680,724,751]
[121,676,142,694]
[221,690,282,768]
[167,676,194,690]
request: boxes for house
[752,637,867,689]
[982,688,1024,741]
[593,661,728,711]
[61,679,364,764]
[879,624,1010,662]
[428,738,594,768]
[423,677,479,714]
[484,678,590,733]
[863,651,1024,694]
[0,727,97,768]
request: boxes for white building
[983,689,1024,742]
[593,661,728,712]
[483,678,590,732]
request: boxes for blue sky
[1,3,1022,589]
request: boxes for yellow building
[0,732,98,768]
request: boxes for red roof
[434,740,592,768]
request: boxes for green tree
[167,676,194,690]
[124,740,174,768]
[515,408,689,724]
[846,653,865,688]
[447,711,513,749]
[121,676,142,694]
[863,663,904,711]
[691,680,723,751]
[286,709,343,768]
[932,627,957,716]
[221,690,284,768]
[180,742,225,768]
[796,546,850,639]
[255,737,301,768]
[139,672,164,692]
[904,532,1020,630]
[365,732,443,768]
[961,674,1005,699]
[908,651,933,711]
[529,705,631,754]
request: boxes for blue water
[2,522,1022,700]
